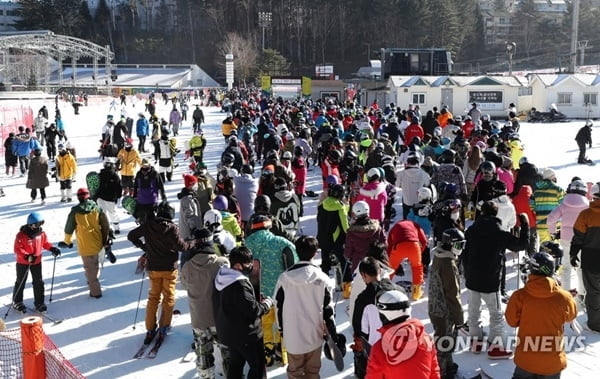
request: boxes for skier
[570,183,600,332]
[177,173,203,248]
[12,212,61,313]
[355,168,388,225]
[387,219,428,300]
[33,112,47,146]
[575,119,593,164]
[274,235,344,378]
[245,195,295,241]
[133,159,166,223]
[505,252,577,378]
[244,215,297,366]
[396,155,431,220]
[26,148,49,205]
[117,139,142,197]
[547,179,589,294]
[59,188,111,299]
[344,201,386,272]
[169,106,182,136]
[128,202,193,347]
[136,113,150,153]
[192,105,205,134]
[462,201,529,358]
[533,168,565,244]
[4,132,17,176]
[428,228,466,379]
[155,129,177,183]
[180,228,230,377]
[269,177,302,237]
[203,209,236,255]
[94,159,123,235]
[213,195,242,242]
[55,143,77,202]
[213,246,273,379]
[365,290,439,378]
[188,130,207,165]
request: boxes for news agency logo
[435,335,587,353]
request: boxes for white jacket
[492,194,516,232]
[396,165,431,206]
[274,261,335,355]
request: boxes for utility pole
[569,0,580,73]
[578,40,591,67]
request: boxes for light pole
[258,11,272,50]
[506,41,516,76]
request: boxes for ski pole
[4,263,32,320]
[49,255,57,303]
[132,271,146,330]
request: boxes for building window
[584,93,598,106]
[557,92,572,105]
[412,93,426,105]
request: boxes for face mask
[34,151,41,157]
[241,262,253,277]
[141,167,150,172]
[450,212,460,221]
[125,146,132,151]
[59,151,67,156]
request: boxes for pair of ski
[133,333,165,359]
[7,305,63,325]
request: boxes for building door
[441,88,453,111]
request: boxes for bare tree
[215,33,259,86]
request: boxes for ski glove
[552,230,561,240]
[58,241,73,249]
[261,296,274,309]
[350,336,364,352]
[571,255,580,268]
[50,247,61,257]
[26,254,35,263]
[518,213,529,227]
[135,255,147,275]
[104,245,117,264]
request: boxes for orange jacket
[505,275,576,375]
[437,111,453,128]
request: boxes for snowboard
[86,171,100,198]
[122,195,137,215]
[325,333,344,372]
[249,258,261,302]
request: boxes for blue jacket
[136,117,149,137]
[12,133,40,157]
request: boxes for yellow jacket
[56,152,77,180]
[117,148,142,177]
[64,199,110,256]
[221,120,237,136]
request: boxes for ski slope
[1,97,600,378]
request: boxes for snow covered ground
[1,97,600,378]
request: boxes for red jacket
[512,185,536,227]
[14,226,54,265]
[387,220,428,254]
[366,318,440,379]
[403,124,424,145]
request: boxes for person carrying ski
[12,212,61,314]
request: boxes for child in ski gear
[365,290,440,378]
[128,202,193,341]
[387,219,428,300]
[117,138,142,197]
[274,235,339,377]
[59,188,110,298]
[428,228,466,379]
[213,246,273,379]
[213,195,242,241]
[244,215,297,366]
[55,143,77,202]
[344,201,386,272]
[12,212,61,313]
[180,228,230,377]
[505,252,577,378]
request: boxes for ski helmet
[376,289,411,324]
[282,151,292,160]
[504,120,513,128]
[326,175,340,187]
[441,228,466,256]
[417,187,432,202]
[213,195,229,211]
[442,198,461,214]
[567,179,587,196]
[540,240,563,268]
[327,149,342,163]
[586,119,593,127]
[367,168,381,182]
[27,212,44,226]
[104,158,116,171]
[491,120,501,130]
[443,182,459,198]
[203,209,223,231]
[328,184,345,200]
[254,195,271,212]
[156,201,175,220]
[592,182,600,199]
[529,252,555,277]
[294,145,304,156]
[352,200,370,218]
[250,214,272,231]
[480,161,496,180]
[221,152,235,166]
[439,149,456,164]
[274,177,288,192]
[492,180,507,197]
[344,149,357,161]
[482,114,490,121]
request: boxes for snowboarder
[12,212,61,313]
[94,159,123,234]
[575,119,593,164]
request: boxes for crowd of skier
[5,87,600,379]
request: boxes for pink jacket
[356,181,388,222]
[547,193,589,242]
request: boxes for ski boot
[411,283,423,301]
[13,302,26,314]
[35,303,47,313]
[264,344,276,367]
[144,328,157,345]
